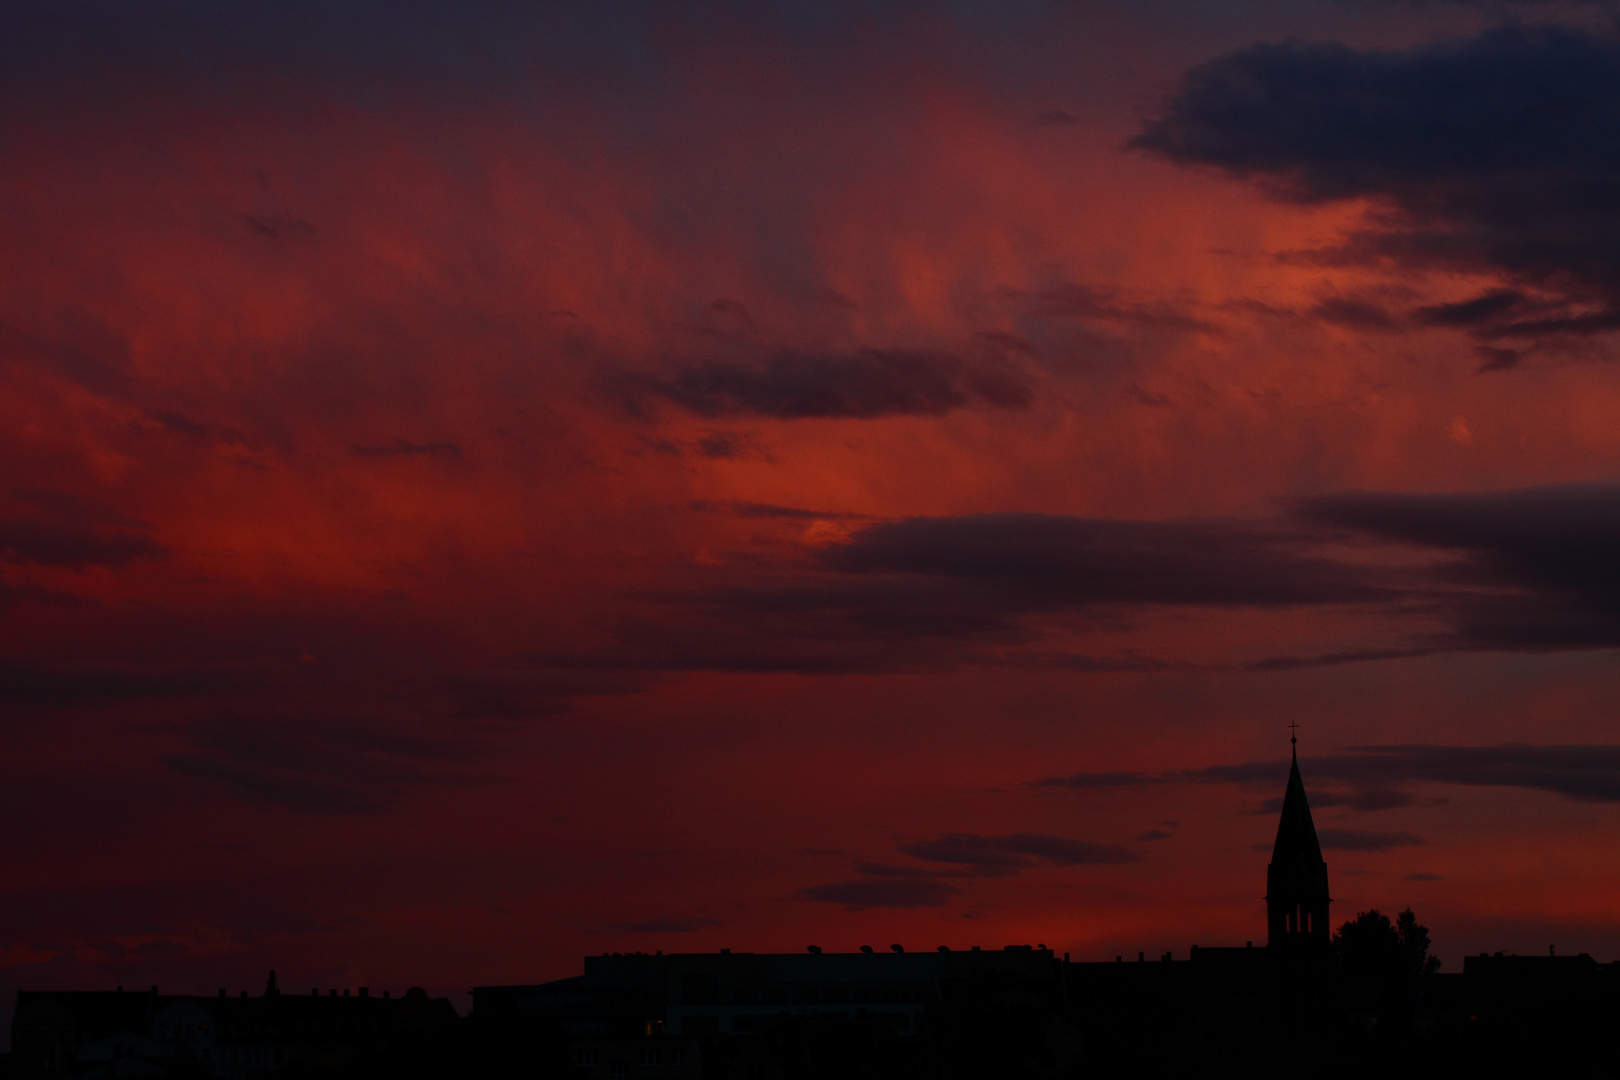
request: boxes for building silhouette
[8,743,1620,1077]
[6,974,459,1079]
[464,744,1620,1077]
[1266,737,1330,949]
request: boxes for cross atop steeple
[1287,720,1299,760]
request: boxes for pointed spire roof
[1270,741,1324,867]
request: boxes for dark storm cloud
[1317,829,1422,852]
[824,513,1390,607]
[0,315,140,398]
[534,572,1051,676]
[1259,784,1425,813]
[1412,290,1526,328]
[1296,485,1620,592]
[1029,651,1181,673]
[1010,282,1215,333]
[623,349,1033,420]
[146,410,251,446]
[164,715,487,815]
[693,431,773,461]
[1309,297,1399,332]
[1296,484,1620,649]
[0,492,166,568]
[349,439,462,459]
[0,517,164,568]
[1137,26,1620,350]
[1476,345,1523,371]
[0,660,250,705]
[795,879,959,910]
[0,582,76,608]
[897,832,1140,875]
[1039,743,1620,805]
[443,667,649,719]
[579,555,1392,676]
[1338,744,1620,802]
[1243,647,1439,671]
[1136,27,1620,198]
[561,484,1620,676]
[799,831,1135,910]
[241,215,314,241]
[164,752,392,816]
[852,862,948,879]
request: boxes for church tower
[1266,728,1330,948]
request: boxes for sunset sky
[8,0,1620,1024]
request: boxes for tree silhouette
[1334,909,1400,973]
[1332,907,1439,1042]
[1395,907,1441,978]
[1332,908,1439,979]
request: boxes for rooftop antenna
[1287,720,1299,761]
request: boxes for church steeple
[1266,726,1330,948]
